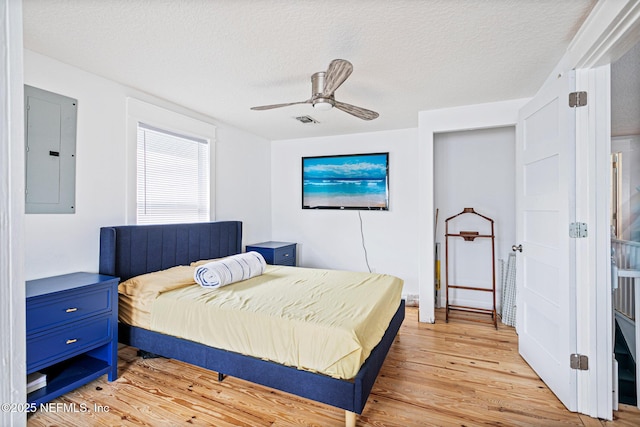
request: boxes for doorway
[611,39,640,407]
[433,127,516,313]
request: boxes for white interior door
[515,70,577,411]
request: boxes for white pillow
[194,251,266,288]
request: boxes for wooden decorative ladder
[444,207,497,329]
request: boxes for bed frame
[99,221,405,426]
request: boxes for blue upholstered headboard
[99,221,242,281]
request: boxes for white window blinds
[137,123,210,224]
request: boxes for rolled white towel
[194,251,267,288]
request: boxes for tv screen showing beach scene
[302,152,389,210]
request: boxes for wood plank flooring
[28,308,640,426]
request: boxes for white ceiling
[22,0,598,141]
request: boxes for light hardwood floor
[28,308,640,426]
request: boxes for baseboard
[403,294,419,307]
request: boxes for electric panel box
[24,85,77,214]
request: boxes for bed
[99,221,405,426]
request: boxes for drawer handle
[66,338,78,345]
[284,254,289,257]
[66,307,78,313]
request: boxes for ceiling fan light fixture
[312,97,333,111]
[313,101,332,111]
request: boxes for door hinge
[570,353,589,370]
[569,91,587,107]
[569,222,588,238]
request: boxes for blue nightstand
[246,241,297,266]
[26,272,119,405]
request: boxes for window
[136,123,210,224]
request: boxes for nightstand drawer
[274,246,296,265]
[27,314,113,372]
[246,241,297,266]
[27,285,113,333]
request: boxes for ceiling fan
[250,59,379,121]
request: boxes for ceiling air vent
[295,115,319,124]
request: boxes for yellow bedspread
[120,264,402,380]
[118,265,196,329]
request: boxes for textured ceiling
[22,0,597,141]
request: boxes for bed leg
[218,372,226,382]
[345,411,356,427]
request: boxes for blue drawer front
[27,285,112,333]
[247,243,296,266]
[273,246,295,265]
[27,315,112,372]
[246,247,275,263]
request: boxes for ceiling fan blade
[251,100,311,111]
[322,59,353,96]
[334,100,379,121]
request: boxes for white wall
[216,123,271,244]
[21,49,522,321]
[23,50,271,280]
[434,127,516,310]
[271,129,419,298]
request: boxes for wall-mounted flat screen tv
[302,152,389,210]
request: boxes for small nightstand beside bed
[99,221,405,426]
